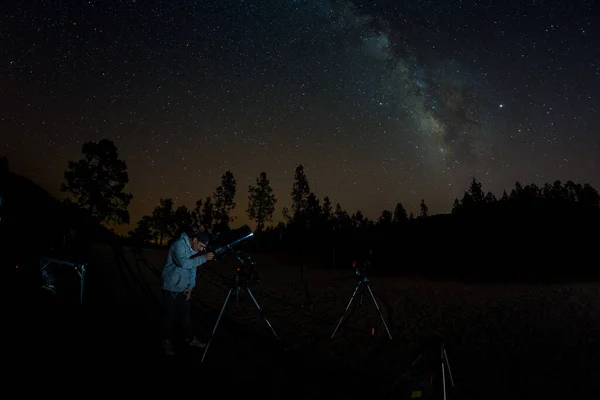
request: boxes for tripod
[387,338,456,400]
[331,274,393,340]
[200,274,282,363]
[438,342,456,400]
[40,257,87,305]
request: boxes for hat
[189,230,210,243]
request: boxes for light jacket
[161,232,207,293]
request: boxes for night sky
[2,0,599,232]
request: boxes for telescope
[200,225,283,363]
[206,225,258,285]
[208,225,254,257]
[331,247,392,340]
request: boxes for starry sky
[1,0,599,232]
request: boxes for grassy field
[14,242,600,399]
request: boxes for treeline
[51,139,600,280]
[124,162,433,248]
[259,175,600,280]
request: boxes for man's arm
[171,240,207,270]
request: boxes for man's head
[188,230,210,252]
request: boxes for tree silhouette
[484,192,497,204]
[452,198,461,214]
[172,205,193,236]
[393,202,408,222]
[191,199,203,226]
[291,164,311,224]
[213,170,237,232]
[247,172,277,233]
[128,215,157,245]
[322,196,333,224]
[129,199,195,246]
[332,203,352,230]
[453,178,497,213]
[201,196,214,232]
[576,183,600,208]
[419,199,429,217]
[378,209,393,225]
[305,192,322,229]
[281,206,292,225]
[467,178,485,204]
[152,198,175,245]
[561,181,600,208]
[352,210,367,228]
[61,138,133,225]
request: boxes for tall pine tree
[290,164,310,224]
[213,170,236,232]
[247,172,277,233]
[61,138,133,225]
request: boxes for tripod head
[353,248,373,282]
[233,250,259,287]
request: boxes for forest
[2,138,599,281]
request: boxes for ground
[11,242,600,399]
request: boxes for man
[161,229,214,355]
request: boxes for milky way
[1,0,598,231]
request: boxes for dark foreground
[9,242,600,399]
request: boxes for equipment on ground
[386,335,458,400]
[331,251,393,340]
[200,227,283,363]
[40,257,87,305]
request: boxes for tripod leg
[360,286,364,305]
[245,288,282,343]
[80,266,86,306]
[331,282,361,339]
[366,284,393,339]
[201,288,233,363]
[442,360,447,400]
[443,346,455,387]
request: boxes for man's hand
[204,252,215,261]
[184,288,192,301]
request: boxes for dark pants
[161,289,192,341]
